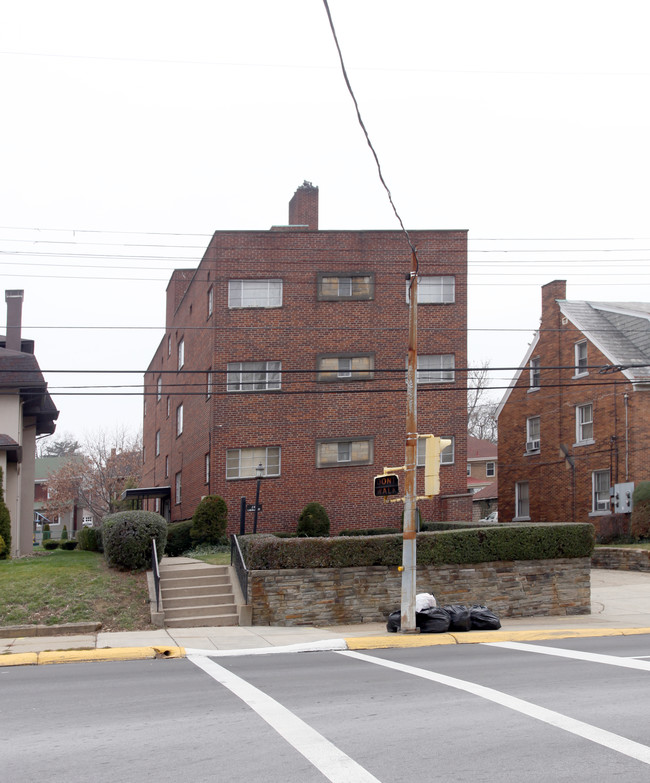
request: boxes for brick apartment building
[497,279,650,536]
[467,435,498,521]
[141,183,471,533]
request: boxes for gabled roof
[557,301,650,383]
[467,435,497,460]
[472,481,498,501]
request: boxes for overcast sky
[2,0,649,444]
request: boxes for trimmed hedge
[102,511,167,572]
[166,520,194,556]
[43,539,60,550]
[240,524,595,570]
[60,539,78,550]
[77,526,103,552]
[338,528,401,537]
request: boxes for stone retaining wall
[249,557,591,626]
[592,547,650,571]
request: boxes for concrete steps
[159,557,239,628]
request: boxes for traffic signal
[424,436,452,497]
[374,473,400,497]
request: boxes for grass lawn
[189,551,230,565]
[0,549,154,631]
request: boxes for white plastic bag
[415,592,437,612]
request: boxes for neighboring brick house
[467,435,498,521]
[140,183,471,533]
[496,279,650,536]
[34,456,92,539]
[0,291,58,556]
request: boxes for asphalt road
[4,634,650,782]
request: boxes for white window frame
[515,481,530,520]
[576,403,594,445]
[574,341,588,377]
[226,446,281,479]
[178,338,185,371]
[467,463,471,476]
[592,469,611,514]
[417,436,454,467]
[157,376,162,401]
[167,334,172,357]
[486,461,495,478]
[166,396,171,418]
[529,357,541,390]
[175,471,182,504]
[227,361,281,392]
[228,279,282,309]
[205,452,210,485]
[526,416,541,452]
[165,455,169,478]
[207,286,213,318]
[406,275,455,304]
[155,430,160,457]
[206,370,213,399]
[316,438,373,468]
[417,354,455,384]
[176,403,183,437]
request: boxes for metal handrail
[151,538,161,613]
[230,534,249,602]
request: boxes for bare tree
[41,427,143,524]
[468,361,498,443]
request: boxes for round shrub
[60,539,78,550]
[102,510,167,571]
[166,520,194,556]
[297,502,330,537]
[43,539,60,550]
[190,495,228,545]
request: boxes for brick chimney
[288,181,319,230]
[5,289,24,352]
[541,280,567,329]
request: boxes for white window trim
[226,361,282,392]
[178,338,185,371]
[514,481,530,521]
[228,279,283,309]
[406,275,455,304]
[157,376,162,402]
[590,469,611,515]
[525,416,541,453]
[226,446,281,480]
[529,357,541,391]
[416,354,455,384]
[155,430,160,457]
[573,340,588,378]
[176,403,184,437]
[486,461,495,478]
[575,402,594,446]
[417,436,455,467]
[175,471,182,504]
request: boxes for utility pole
[401,251,419,633]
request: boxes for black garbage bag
[441,604,472,632]
[386,607,451,633]
[417,607,451,634]
[469,604,501,630]
[386,610,401,632]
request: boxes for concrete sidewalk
[2,569,650,662]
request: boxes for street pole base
[399,628,421,635]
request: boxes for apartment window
[317,273,374,301]
[165,455,169,478]
[417,355,455,383]
[228,279,282,308]
[206,370,213,399]
[226,446,281,479]
[526,417,541,453]
[591,470,611,513]
[574,341,588,377]
[515,481,530,519]
[486,462,495,478]
[178,338,185,371]
[529,357,541,390]
[175,471,182,504]
[576,403,594,444]
[205,452,210,485]
[406,275,455,304]
[166,396,171,418]
[176,403,184,436]
[467,464,471,476]
[167,334,171,356]
[207,286,213,318]
[417,436,454,466]
[227,361,281,392]
[317,353,374,381]
[157,376,162,401]
[155,498,160,514]
[155,430,160,457]
[317,438,373,468]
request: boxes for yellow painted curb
[345,627,650,650]
[1,646,186,666]
[0,653,38,667]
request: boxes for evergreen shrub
[60,540,78,550]
[61,525,68,540]
[166,520,194,556]
[240,524,595,570]
[297,502,330,537]
[77,526,103,552]
[0,466,11,558]
[631,482,650,540]
[102,510,167,571]
[190,496,228,545]
[43,539,60,550]
[0,533,5,558]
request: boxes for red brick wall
[143,196,468,534]
[498,280,650,526]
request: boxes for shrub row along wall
[249,558,592,626]
[241,524,594,626]
[592,547,650,572]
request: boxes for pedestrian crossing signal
[374,473,400,497]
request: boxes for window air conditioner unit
[526,440,540,452]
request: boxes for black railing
[230,534,249,601]
[151,538,161,612]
